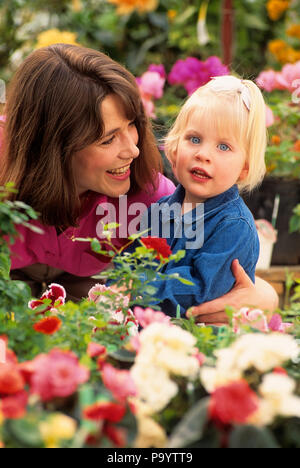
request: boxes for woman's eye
[218,143,230,151]
[101,135,115,146]
[190,136,201,144]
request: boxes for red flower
[33,316,62,335]
[209,380,259,426]
[103,423,127,447]
[1,391,28,419]
[140,237,172,260]
[0,363,25,395]
[30,349,90,402]
[83,401,126,423]
[28,283,66,313]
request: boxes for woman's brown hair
[0,44,162,227]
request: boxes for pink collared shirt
[10,174,175,276]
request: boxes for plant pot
[242,177,300,266]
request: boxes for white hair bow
[208,76,251,111]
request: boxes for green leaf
[108,348,136,363]
[167,397,210,448]
[5,419,44,448]
[229,425,280,448]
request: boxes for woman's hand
[186,259,279,325]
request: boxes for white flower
[259,373,300,419]
[131,323,200,412]
[130,364,178,413]
[217,333,299,373]
[200,333,299,393]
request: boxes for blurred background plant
[0,0,300,263]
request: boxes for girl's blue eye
[219,143,230,151]
[190,136,201,144]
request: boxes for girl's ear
[238,162,249,182]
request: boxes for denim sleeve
[150,218,259,317]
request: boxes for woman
[0,44,278,322]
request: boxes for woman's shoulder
[136,173,176,206]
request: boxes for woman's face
[73,94,140,197]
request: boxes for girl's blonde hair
[165,76,267,193]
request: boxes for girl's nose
[195,150,211,163]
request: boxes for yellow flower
[71,0,82,12]
[266,0,290,21]
[268,39,300,64]
[287,24,300,39]
[167,10,177,21]
[39,413,77,448]
[107,0,158,15]
[35,29,80,49]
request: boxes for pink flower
[87,342,107,358]
[102,363,137,403]
[268,313,293,333]
[265,105,275,127]
[30,349,89,402]
[256,70,286,92]
[280,61,300,92]
[148,64,166,79]
[88,283,110,303]
[133,306,171,328]
[168,56,229,95]
[137,71,165,99]
[192,349,206,366]
[28,283,66,313]
[233,307,269,333]
[233,308,293,334]
[141,95,156,118]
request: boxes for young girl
[138,75,267,317]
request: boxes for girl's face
[172,110,248,206]
[72,94,140,197]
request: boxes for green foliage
[289,204,300,233]
[265,97,300,179]
[167,397,210,448]
[0,184,40,313]
[229,425,279,448]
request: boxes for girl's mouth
[191,168,212,180]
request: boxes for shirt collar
[162,184,239,220]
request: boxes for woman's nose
[120,130,140,159]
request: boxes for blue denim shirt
[140,184,259,317]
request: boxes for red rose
[209,380,258,426]
[140,237,172,260]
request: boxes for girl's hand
[186,259,279,324]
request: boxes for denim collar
[161,184,240,222]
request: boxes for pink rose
[30,349,89,401]
[102,363,137,403]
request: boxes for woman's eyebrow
[102,127,119,138]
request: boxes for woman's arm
[186,259,279,324]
